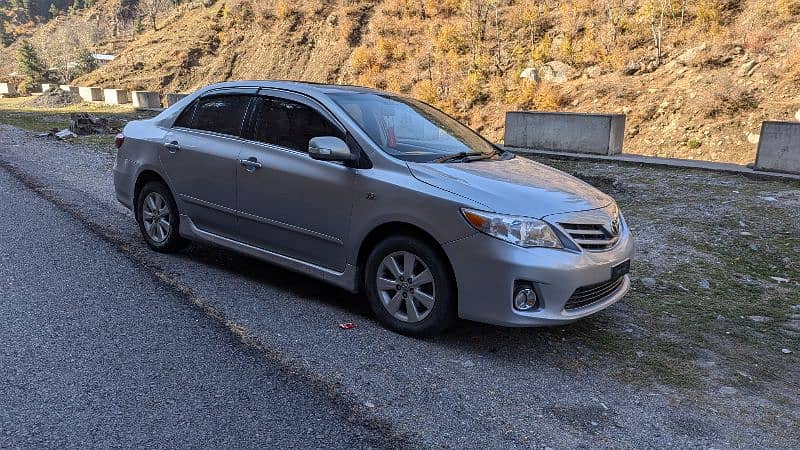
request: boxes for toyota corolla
[113,81,634,336]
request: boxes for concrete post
[78,86,104,102]
[59,85,80,95]
[131,91,162,109]
[0,83,17,96]
[504,111,626,155]
[165,93,189,107]
[103,89,130,105]
[754,121,800,175]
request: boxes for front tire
[136,181,187,253]
[364,235,456,337]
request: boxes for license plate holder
[611,260,630,280]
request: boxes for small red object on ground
[338,322,356,330]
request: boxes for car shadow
[167,240,609,363]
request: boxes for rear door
[160,89,256,238]
[235,91,357,272]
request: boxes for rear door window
[251,97,343,152]
[189,95,252,136]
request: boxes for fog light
[513,287,538,311]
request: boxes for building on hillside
[91,54,116,66]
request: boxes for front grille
[559,223,619,251]
[564,275,626,310]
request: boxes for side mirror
[308,136,357,162]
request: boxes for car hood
[407,156,613,218]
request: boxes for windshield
[328,92,499,162]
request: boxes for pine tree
[17,40,47,89]
[74,48,97,75]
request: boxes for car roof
[202,80,390,97]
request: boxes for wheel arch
[356,221,457,294]
[133,170,170,220]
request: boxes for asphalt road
[0,124,795,448]
[0,169,394,448]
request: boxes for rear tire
[364,235,456,337]
[136,181,188,253]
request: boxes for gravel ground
[0,124,796,448]
[0,166,398,449]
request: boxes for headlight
[461,208,562,248]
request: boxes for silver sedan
[113,81,634,336]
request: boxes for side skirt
[179,214,359,293]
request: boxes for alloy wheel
[142,191,171,243]
[376,251,436,323]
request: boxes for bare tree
[138,0,171,31]
[34,21,95,84]
[461,0,491,68]
[650,0,667,64]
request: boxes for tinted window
[173,100,196,128]
[191,95,251,136]
[252,97,343,152]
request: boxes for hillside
[3,0,800,164]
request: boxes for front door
[235,93,357,272]
[160,91,254,237]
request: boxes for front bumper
[443,224,634,327]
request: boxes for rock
[785,320,800,331]
[623,61,641,76]
[698,279,711,289]
[747,132,760,144]
[326,14,337,26]
[718,386,737,396]
[540,61,576,83]
[770,276,789,283]
[520,67,539,83]
[737,60,757,77]
[363,401,375,408]
[640,277,657,289]
[622,322,649,338]
[462,360,475,368]
[782,348,793,354]
[740,231,753,236]
[585,65,602,79]
[747,315,772,323]
[760,196,777,202]
[676,43,707,65]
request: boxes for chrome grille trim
[555,204,621,252]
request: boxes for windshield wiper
[433,151,485,163]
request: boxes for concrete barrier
[59,85,80,95]
[78,86,103,102]
[132,91,161,109]
[42,83,59,93]
[103,89,130,105]
[755,121,800,175]
[504,111,626,155]
[165,93,189,106]
[0,83,17,96]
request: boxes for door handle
[164,141,180,153]
[240,157,262,171]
